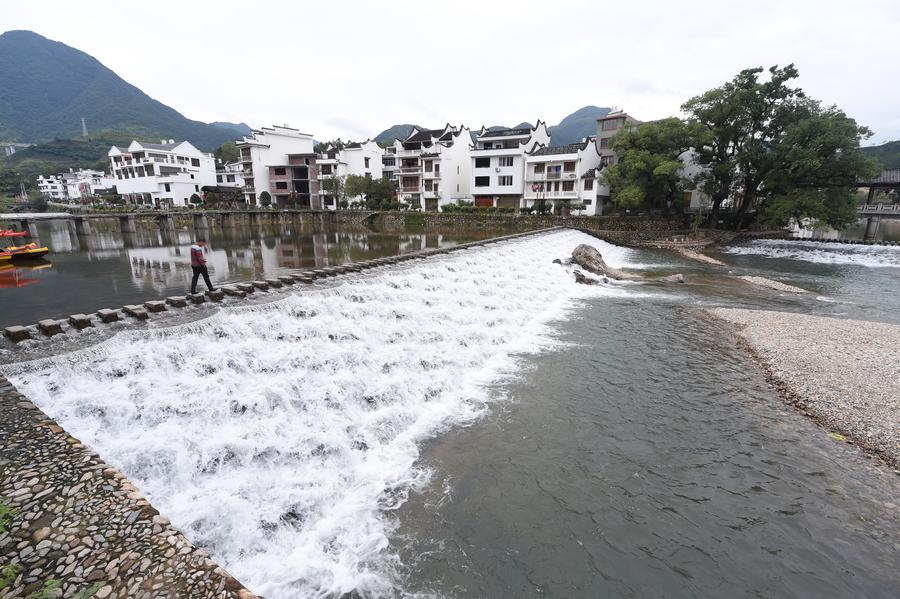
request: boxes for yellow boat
[0,251,10,263]
[4,243,50,261]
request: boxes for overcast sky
[5,0,900,144]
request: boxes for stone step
[265,278,283,288]
[188,293,207,304]
[38,319,63,336]
[277,275,296,285]
[165,296,188,308]
[4,325,31,342]
[222,286,247,298]
[143,300,167,313]
[122,305,149,320]
[68,314,94,330]
[96,308,119,323]
[251,280,270,291]
[206,289,225,302]
[236,283,255,293]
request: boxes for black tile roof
[406,128,444,143]
[529,141,590,156]
[139,142,180,151]
[481,127,531,138]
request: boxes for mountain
[374,124,420,144]
[0,30,244,150]
[211,121,252,136]
[548,106,611,146]
[862,141,900,170]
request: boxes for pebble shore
[709,308,900,469]
[0,375,257,599]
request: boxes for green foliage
[0,502,15,533]
[189,193,202,205]
[0,31,242,149]
[682,64,877,229]
[602,117,699,210]
[1,563,21,590]
[27,578,61,599]
[258,191,272,207]
[214,141,239,165]
[315,140,345,153]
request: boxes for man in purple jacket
[190,238,215,294]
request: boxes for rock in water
[573,271,598,285]
[571,244,641,281]
[570,244,684,284]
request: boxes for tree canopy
[604,64,877,229]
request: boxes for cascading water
[721,239,900,267]
[4,231,644,598]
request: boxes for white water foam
[721,239,900,268]
[5,231,639,599]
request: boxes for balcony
[525,190,577,199]
[399,166,422,174]
[423,171,440,179]
[528,172,577,181]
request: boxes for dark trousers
[191,265,213,293]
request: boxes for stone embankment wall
[0,376,257,599]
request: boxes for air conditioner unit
[495,167,501,172]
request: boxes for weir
[0,227,569,597]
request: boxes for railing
[525,190,577,199]
[528,172,577,181]
[858,203,900,214]
[399,167,422,174]
[423,171,440,178]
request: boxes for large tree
[683,64,876,228]
[601,117,700,211]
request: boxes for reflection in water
[0,218,506,327]
[796,217,900,242]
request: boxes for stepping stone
[122,305,149,320]
[222,286,247,298]
[188,293,207,304]
[165,296,188,308]
[68,314,94,330]
[206,289,225,302]
[236,283,255,293]
[4,325,31,342]
[265,278,283,288]
[38,319,63,336]
[320,268,337,277]
[96,308,119,323]
[344,265,361,272]
[300,271,318,279]
[297,276,314,284]
[144,300,167,313]
[277,276,295,285]
[251,280,270,291]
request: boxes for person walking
[190,238,215,294]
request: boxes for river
[2,228,898,598]
[0,219,502,328]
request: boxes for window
[276,182,287,190]
[584,179,594,190]
[190,174,195,179]
[533,163,545,173]
[564,161,576,172]
[475,157,490,168]
[562,181,575,192]
[164,183,171,192]
[435,164,440,174]
[274,168,286,176]
[599,138,609,149]
[364,157,370,168]
[601,118,622,131]
[475,176,490,187]
[498,176,513,186]
[195,185,199,192]
[499,156,514,167]
[217,175,223,183]
[191,158,200,167]
[227,175,235,182]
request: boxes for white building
[318,139,384,209]
[524,138,603,214]
[63,169,115,202]
[470,122,551,209]
[381,145,398,182]
[36,175,68,201]
[235,125,319,208]
[216,161,245,188]
[393,125,472,211]
[108,140,217,208]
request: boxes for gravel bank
[708,308,900,468]
[675,248,728,266]
[0,375,258,599]
[737,275,807,294]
